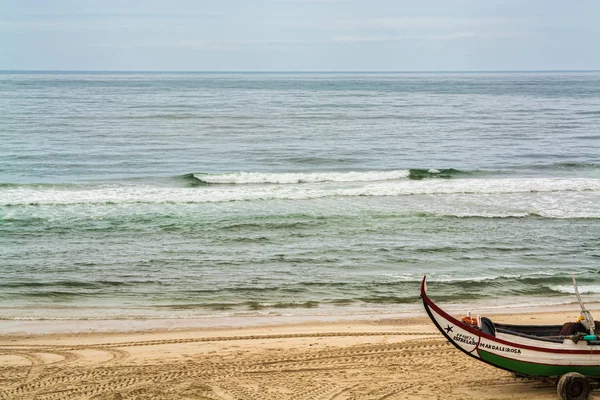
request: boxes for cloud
[352,16,527,30]
[96,31,479,51]
[93,38,315,50]
[331,32,476,43]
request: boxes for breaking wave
[1,177,598,207]
[189,170,412,184]
[187,169,469,185]
[407,168,467,180]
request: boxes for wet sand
[1,310,594,400]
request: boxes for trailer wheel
[557,372,591,400]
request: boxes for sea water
[0,71,599,321]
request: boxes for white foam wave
[1,178,599,214]
[419,270,570,283]
[549,285,600,295]
[194,170,410,184]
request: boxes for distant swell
[530,162,599,171]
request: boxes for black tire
[557,372,591,400]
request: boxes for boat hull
[421,276,600,377]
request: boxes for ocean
[0,71,599,321]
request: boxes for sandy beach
[1,310,594,400]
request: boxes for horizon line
[1,69,599,74]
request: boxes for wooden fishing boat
[421,276,600,400]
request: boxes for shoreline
[3,300,600,336]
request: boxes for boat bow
[421,276,600,377]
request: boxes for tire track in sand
[0,333,527,400]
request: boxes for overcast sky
[1,0,599,71]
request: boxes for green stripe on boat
[479,350,600,377]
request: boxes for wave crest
[1,177,599,210]
[408,168,465,180]
[191,170,411,185]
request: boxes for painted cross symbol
[444,324,453,333]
